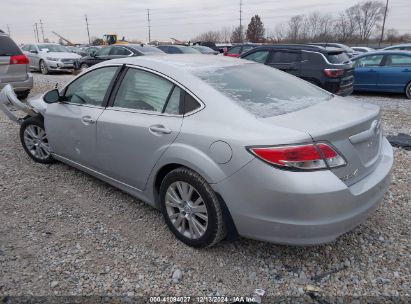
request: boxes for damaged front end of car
[0,84,47,124]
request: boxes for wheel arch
[152,162,239,241]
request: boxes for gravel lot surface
[0,72,410,300]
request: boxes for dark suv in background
[240,44,354,96]
[0,30,33,99]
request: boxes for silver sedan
[0,55,393,248]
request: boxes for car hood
[41,52,81,59]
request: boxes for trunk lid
[263,97,382,185]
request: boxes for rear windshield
[0,36,22,56]
[327,52,350,64]
[179,47,200,54]
[194,63,332,118]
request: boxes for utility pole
[33,24,37,42]
[6,24,10,36]
[239,0,243,42]
[379,0,389,47]
[39,19,45,42]
[35,23,40,42]
[147,9,151,43]
[85,14,91,45]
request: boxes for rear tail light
[9,55,29,65]
[324,68,344,78]
[248,143,346,170]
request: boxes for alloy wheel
[165,181,208,239]
[23,125,51,160]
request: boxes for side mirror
[43,89,60,104]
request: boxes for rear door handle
[81,116,95,124]
[402,69,411,72]
[149,125,172,134]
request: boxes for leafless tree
[220,26,233,43]
[334,8,358,42]
[287,15,304,42]
[192,31,221,43]
[351,1,385,41]
[231,26,243,43]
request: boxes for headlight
[46,57,59,61]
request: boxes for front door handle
[82,116,95,124]
[149,125,172,134]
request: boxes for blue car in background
[352,51,411,99]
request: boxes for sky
[2,0,410,44]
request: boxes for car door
[353,54,384,91]
[45,65,120,168]
[266,50,301,77]
[27,45,39,70]
[377,54,411,92]
[95,67,184,190]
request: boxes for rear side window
[0,36,22,55]
[113,69,174,112]
[243,51,269,63]
[227,46,241,55]
[268,51,299,64]
[110,47,132,56]
[184,93,201,114]
[195,63,332,118]
[327,52,350,64]
[385,55,411,66]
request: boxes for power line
[85,14,91,45]
[39,19,45,42]
[147,9,151,42]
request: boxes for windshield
[179,47,201,54]
[38,44,67,52]
[194,63,332,118]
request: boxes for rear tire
[159,168,226,248]
[20,116,55,164]
[39,60,49,75]
[406,82,411,99]
[80,63,89,70]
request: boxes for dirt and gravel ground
[0,72,410,300]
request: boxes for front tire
[20,116,55,164]
[39,60,49,75]
[406,82,411,99]
[159,168,226,248]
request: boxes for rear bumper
[0,73,33,92]
[212,138,393,245]
[323,79,353,96]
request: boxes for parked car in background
[156,45,201,54]
[352,47,375,53]
[191,45,219,55]
[193,41,220,52]
[21,43,81,74]
[0,55,393,248]
[224,44,259,57]
[74,44,164,69]
[216,43,232,53]
[65,46,87,57]
[309,43,359,58]
[383,43,411,51]
[352,50,411,99]
[241,44,354,96]
[82,46,102,56]
[0,31,33,99]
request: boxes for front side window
[354,55,384,68]
[64,67,117,106]
[268,51,299,64]
[97,47,111,56]
[110,47,132,56]
[384,55,411,66]
[243,51,269,63]
[113,69,174,112]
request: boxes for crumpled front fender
[0,84,46,124]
